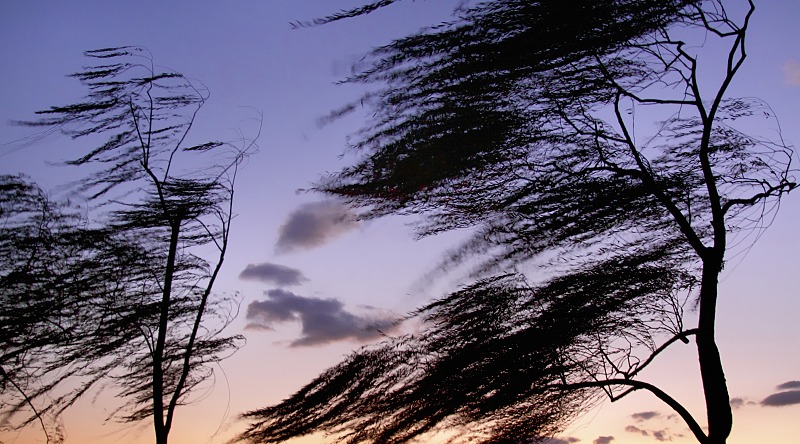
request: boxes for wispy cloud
[776,380,800,390]
[729,397,756,409]
[245,289,401,347]
[624,412,683,442]
[762,390,800,407]
[651,429,676,442]
[631,411,660,422]
[625,425,648,436]
[239,262,308,286]
[784,59,800,85]
[593,436,614,444]
[625,428,681,442]
[760,380,800,407]
[275,201,358,253]
[540,437,580,444]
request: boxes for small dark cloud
[626,422,682,442]
[631,411,660,422]
[652,430,668,442]
[729,397,756,409]
[625,425,648,436]
[761,390,800,407]
[593,436,614,444]
[245,289,400,347]
[777,380,800,390]
[660,429,684,442]
[239,262,308,286]
[540,438,580,444]
[242,323,272,332]
[275,201,358,253]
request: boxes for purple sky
[1,1,799,443]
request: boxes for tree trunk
[697,254,732,444]
[153,222,181,444]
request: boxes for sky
[1,1,798,444]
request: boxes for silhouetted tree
[240,1,795,444]
[2,47,258,444]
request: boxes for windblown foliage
[3,47,257,444]
[242,251,695,444]
[241,1,795,444]
[0,175,218,430]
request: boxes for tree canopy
[2,47,258,444]
[240,1,795,444]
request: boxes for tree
[239,1,795,444]
[2,47,258,444]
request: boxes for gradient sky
[1,1,798,444]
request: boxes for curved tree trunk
[697,254,731,444]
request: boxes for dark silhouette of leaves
[240,2,795,444]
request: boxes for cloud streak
[239,262,308,286]
[624,411,683,442]
[625,425,648,436]
[275,201,358,253]
[729,397,756,409]
[761,380,800,407]
[245,289,400,347]
[540,438,580,444]
[762,390,800,407]
[631,411,660,422]
[776,380,800,390]
[651,430,673,442]
[593,436,614,444]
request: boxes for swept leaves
[242,1,795,444]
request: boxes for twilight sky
[1,1,798,444]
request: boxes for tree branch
[553,378,707,443]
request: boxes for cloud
[785,59,800,85]
[625,425,648,436]
[239,262,308,286]
[761,390,800,407]
[729,397,745,409]
[625,421,682,442]
[593,437,614,444]
[729,397,756,409]
[275,201,358,253]
[631,411,660,422]
[777,380,800,390]
[652,430,669,442]
[245,289,401,347]
[540,438,580,444]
